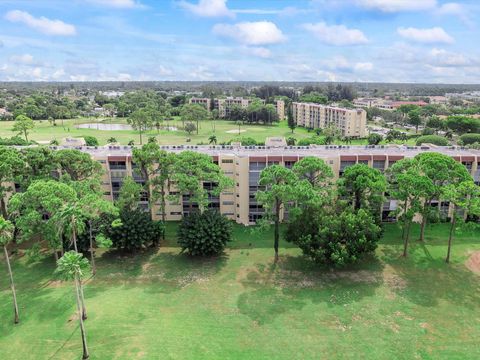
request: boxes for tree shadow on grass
[93,247,228,294]
[236,254,385,325]
[381,246,480,309]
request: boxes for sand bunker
[466,251,480,274]
[226,129,246,134]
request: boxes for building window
[222,159,234,163]
[109,161,126,170]
[222,201,234,205]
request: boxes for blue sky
[0,0,479,83]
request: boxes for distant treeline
[2,81,480,97]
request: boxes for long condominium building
[292,102,367,138]
[189,97,286,120]
[7,143,477,226]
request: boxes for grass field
[0,117,417,146]
[1,223,479,359]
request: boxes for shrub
[177,210,232,256]
[416,135,450,146]
[286,137,296,146]
[297,136,324,146]
[0,136,31,146]
[421,127,435,135]
[229,136,257,146]
[459,133,480,145]
[285,208,381,267]
[367,133,383,145]
[103,209,164,252]
[84,135,99,146]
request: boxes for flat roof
[41,144,480,159]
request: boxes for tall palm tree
[54,204,88,319]
[0,216,19,324]
[56,251,91,360]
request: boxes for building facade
[189,97,212,110]
[5,144,472,226]
[188,97,285,120]
[292,102,367,138]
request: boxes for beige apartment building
[292,102,367,138]
[189,97,212,110]
[189,97,285,120]
[4,143,473,226]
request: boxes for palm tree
[208,135,217,145]
[54,204,88,319]
[0,217,19,324]
[56,251,91,360]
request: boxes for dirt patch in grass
[465,251,480,274]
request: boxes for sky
[0,0,479,83]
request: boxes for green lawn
[0,117,314,146]
[1,223,479,359]
[0,117,417,146]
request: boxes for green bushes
[297,136,324,146]
[83,136,99,146]
[367,133,383,145]
[0,136,32,146]
[228,137,258,146]
[285,208,381,267]
[177,210,232,256]
[459,133,480,145]
[102,209,164,252]
[415,135,450,146]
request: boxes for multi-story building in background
[189,97,212,110]
[215,97,259,118]
[7,143,475,226]
[274,99,285,120]
[188,97,286,120]
[292,103,367,137]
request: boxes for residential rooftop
[27,144,480,159]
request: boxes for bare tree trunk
[274,201,280,263]
[74,277,90,359]
[139,130,143,145]
[79,280,87,320]
[161,186,166,240]
[419,200,429,242]
[4,245,19,324]
[446,208,456,264]
[72,222,78,252]
[0,197,8,219]
[402,220,411,257]
[88,221,96,276]
[54,250,59,262]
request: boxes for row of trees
[253,152,479,265]
[221,101,279,124]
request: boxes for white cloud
[85,0,143,8]
[179,0,234,18]
[302,22,368,46]
[429,48,472,67]
[354,62,373,71]
[354,0,437,12]
[52,68,66,80]
[397,27,454,44]
[189,65,214,80]
[5,10,76,36]
[213,21,286,45]
[246,47,272,58]
[158,65,174,76]
[435,3,472,27]
[322,56,373,72]
[10,54,34,65]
